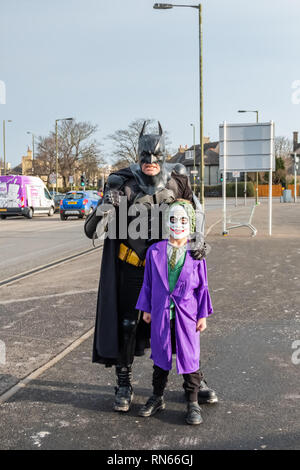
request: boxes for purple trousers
[152,319,202,402]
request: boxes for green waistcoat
[168,251,186,320]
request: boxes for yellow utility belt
[118,243,146,268]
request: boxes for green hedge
[204,182,255,197]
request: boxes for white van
[0,175,55,219]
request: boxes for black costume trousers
[152,366,201,403]
[152,319,202,402]
[117,260,145,366]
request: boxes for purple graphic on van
[0,175,22,208]
[0,175,54,218]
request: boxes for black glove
[103,189,124,207]
[84,199,103,240]
[190,241,210,261]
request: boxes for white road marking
[205,217,223,237]
[0,327,94,404]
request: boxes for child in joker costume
[135,199,213,425]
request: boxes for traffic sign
[49,173,56,184]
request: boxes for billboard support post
[269,121,274,236]
[232,171,240,207]
[222,121,227,235]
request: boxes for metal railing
[226,204,257,237]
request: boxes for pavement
[0,199,299,450]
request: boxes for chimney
[293,131,298,152]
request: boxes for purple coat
[136,240,213,374]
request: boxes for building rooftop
[170,142,219,166]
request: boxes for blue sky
[1,0,300,168]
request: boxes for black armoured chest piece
[124,177,178,206]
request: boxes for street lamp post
[55,117,73,193]
[153,3,205,209]
[2,120,12,176]
[238,109,259,205]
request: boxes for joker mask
[168,204,190,240]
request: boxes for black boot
[185,401,203,425]
[198,379,218,404]
[138,395,166,417]
[114,366,134,412]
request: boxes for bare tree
[110,158,132,172]
[107,118,172,165]
[275,136,292,158]
[34,136,56,182]
[275,136,293,175]
[35,120,103,188]
[78,153,103,183]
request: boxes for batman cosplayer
[84,121,218,412]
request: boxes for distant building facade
[0,160,11,176]
[170,139,249,186]
[170,139,220,186]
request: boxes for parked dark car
[53,193,64,213]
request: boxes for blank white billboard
[219,122,275,171]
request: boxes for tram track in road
[0,244,103,288]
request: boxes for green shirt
[168,251,186,320]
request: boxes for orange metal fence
[254,184,299,197]
[254,185,282,197]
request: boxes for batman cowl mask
[130,121,169,195]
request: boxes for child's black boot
[198,379,218,404]
[185,401,203,425]
[138,395,165,417]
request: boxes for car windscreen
[65,193,84,200]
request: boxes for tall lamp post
[153,3,205,209]
[55,117,73,193]
[238,109,259,205]
[190,123,196,192]
[26,131,35,175]
[2,120,12,176]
